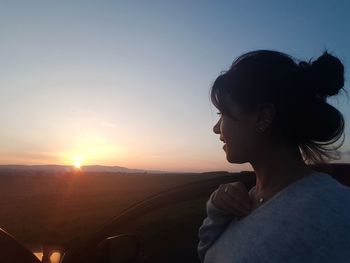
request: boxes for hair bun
[310,51,344,98]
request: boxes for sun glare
[60,136,126,170]
[74,160,81,169]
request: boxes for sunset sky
[0,1,349,172]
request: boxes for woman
[198,50,350,262]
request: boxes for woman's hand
[211,182,253,218]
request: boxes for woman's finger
[214,185,251,216]
[218,190,251,215]
[224,183,252,210]
[228,182,251,199]
[217,193,250,217]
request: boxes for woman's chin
[226,153,245,164]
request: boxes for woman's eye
[217,112,222,116]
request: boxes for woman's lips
[219,137,226,150]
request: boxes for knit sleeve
[197,189,237,262]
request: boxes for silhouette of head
[211,50,346,165]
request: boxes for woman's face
[213,102,259,164]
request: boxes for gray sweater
[198,171,350,263]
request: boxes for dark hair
[211,50,347,165]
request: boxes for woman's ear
[255,103,276,133]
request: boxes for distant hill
[0,164,167,174]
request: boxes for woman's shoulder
[297,170,350,194]
[252,171,350,214]
[274,171,350,214]
[279,170,349,194]
[247,170,343,192]
[244,170,350,218]
[248,171,348,203]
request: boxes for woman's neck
[250,142,315,202]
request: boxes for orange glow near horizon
[57,136,126,168]
[74,160,81,169]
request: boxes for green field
[0,171,220,251]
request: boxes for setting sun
[74,161,81,169]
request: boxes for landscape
[0,165,232,253]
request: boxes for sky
[0,1,349,172]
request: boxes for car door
[62,172,256,263]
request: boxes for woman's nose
[213,119,221,134]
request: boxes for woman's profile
[198,50,350,262]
